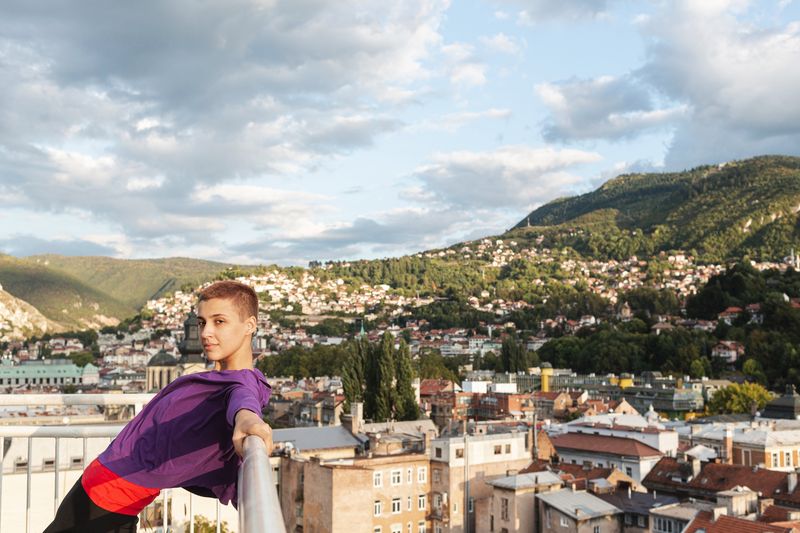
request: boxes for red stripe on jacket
[82,458,161,516]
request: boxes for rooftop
[536,489,621,520]
[550,432,663,458]
[487,471,563,490]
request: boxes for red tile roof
[684,512,793,533]
[420,379,454,396]
[643,457,790,500]
[550,433,662,458]
[759,505,800,524]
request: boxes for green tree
[69,351,95,367]
[342,337,368,411]
[394,339,419,421]
[373,332,395,422]
[689,359,706,379]
[707,382,772,415]
[185,516,231,533]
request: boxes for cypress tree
[374,332,395,422]
[342,338,367,411]
[364,337,380,420]
[394,339,419,421]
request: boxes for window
[374,471,383,488]
[408,523,412,533]
[375,528,382,533]
[43,458,56,472]
[408,496,412,511]
[456,448,464,459]
[546,509,552,527]
[392,498,402,514]
[560,517,569,527]
[433,469,441,483]
[435,447,442,458]
[625,466,633,476]
[375,500,383,516]
[434,494,442,509]
[494,445,502,455]
[505,444,511,454]
[593,526,600,533]
[418,494,426,510]
[625,514,633,525]
[501,497,509,520]
[491,515,494,532]
[418,467,427,483]
[391,525,402,533]
[392,469,402,486]
[435,524,442,533]
[468,497,474,513]
[638,515,647,527]
[773,452,780,467]
[787,451,793,467]
[407,467,413,483]
[418,521,426,533]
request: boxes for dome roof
[147,350,178,367]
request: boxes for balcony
[0,394,286,533]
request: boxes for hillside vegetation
[0,254,232,330]
[28,255,232,308]
[0,254,132,330]
[509,155,800,262]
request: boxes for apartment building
[485,470,563,533]
[429,425,533,533]
[281,452,431,533]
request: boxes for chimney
[627,486,632,499]
[789,472,798,494]
[692,458,702,478]
[723,427,733,464]
[351,402,363,433]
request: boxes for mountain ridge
[508,155,800,261]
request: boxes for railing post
[54,436,61,515]
[0,437,4,533]
[238,436,286,533]
[26,437,32,533]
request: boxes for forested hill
[508,155,800,262]
[0,254,233,332]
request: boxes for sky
[1,0,800,266]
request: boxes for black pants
[44,476,139,533]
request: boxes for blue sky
[2,0,800,265]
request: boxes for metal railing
[1,394,285,533]
[239,436,286,533]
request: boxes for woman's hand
[233,409,273,457]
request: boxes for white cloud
[413,145,602,209]
[419,108,512,132]
[637,0,800,167]
[442,42,488,87]
[504,0,612,24]
[481,33,521,54]
[0,0,452,251]
[535,75,687,141]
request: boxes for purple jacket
[98,368,271,507]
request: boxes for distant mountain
[0,254,132,330]
[508,155,800,262]
[0,254,233,331]
[0,286,62,340]
[28,255,232,309]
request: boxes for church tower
[178,310,207,376]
